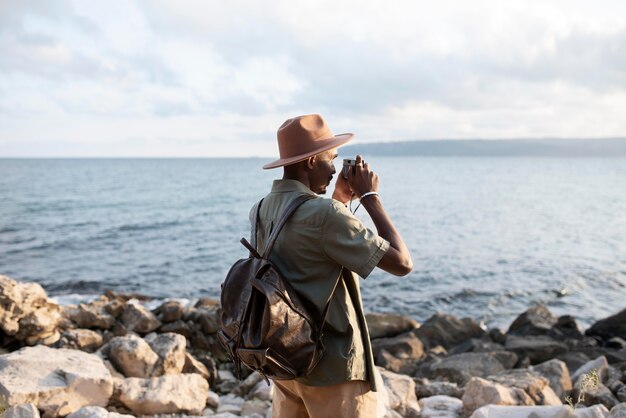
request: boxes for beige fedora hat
[263,114,354,169]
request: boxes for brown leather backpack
[218,194,337,381]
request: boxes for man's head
[262,114,353,170]
[283,148,338,195]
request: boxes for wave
[117,220,183,232]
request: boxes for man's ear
[304,155,316,170]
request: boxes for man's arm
[344,155,413,277]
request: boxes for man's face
[310,149,338,195]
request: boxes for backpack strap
[261,194,316,260]
[240,199,264,259]
[251,199,263,251]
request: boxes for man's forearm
[360,195,409,255]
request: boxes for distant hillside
[341,138,626,157]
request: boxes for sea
[1,157,625,330]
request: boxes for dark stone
[104,290,152,303]
[427,351,518,385]
[507,304,557,337]
[607,338,626,350]
[574,383,619,410]
[572,346,626,365]
[372,331,425,361]
[197,353,219,387]
[448,338,506,355]
[156,301,184,323]
[366,312,419,339]
[550,315,584,340]
[489,328,507,345]
[505,335,568,364]
[372,331,424,375]
[414,378,463,399]
[185,307,221,334]
[158,320,193,338]
[375,350,418,375]
[413,353,444,380]
[110,322,128,337]
[105,299,125,318]
[586,308,626,342]
[194,297,220,309]
[190,329,212,350]
[414,313,486,350]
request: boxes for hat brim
[262,133,354,169]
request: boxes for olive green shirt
[250,179,390,391]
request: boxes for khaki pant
[272,379,378,418]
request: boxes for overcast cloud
[1,0,625,157]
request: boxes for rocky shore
[1,274,626,418]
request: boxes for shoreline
[1,274,625,418]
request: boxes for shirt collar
[271,179,317,196]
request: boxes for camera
[342,158,364,179]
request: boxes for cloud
[0,0,625,156]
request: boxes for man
[254,114,412,418]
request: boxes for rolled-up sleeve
[321,201,390,279]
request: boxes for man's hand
[332,170,354,205]
[347,155,379,198]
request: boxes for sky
[1,0,625,157]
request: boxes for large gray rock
[586,308,626,342]
[116,374,209,415]
[415,378,463,399]
[155,300,184,323]
[4,404,40,418]
[610,403,626,418]
[145,332,186,375]
[240,399,271,417]
[415,313,486,350]
[378,367,420,418]
[448,338,506,355]
[576,405,610,418]
[105,334,159,378]
[57,329,103,352]
[15,304,62,346]
[0,275,51,335]
[532,358,573,399]
[469,405,574,418]
[217,393,244,415]
[183,352,210,381]
[507,304,558,337]
[505,334,569,364]
[366,312,420,339]
[608,381,626,403]
[559,351,593,374]
[248,379,273,402]
[158,319,193,338]
[65,406,134,418]
[576,383,619,410]
[572,356,609,385]
[120,301,160,334]
[0,345,113,417]
[418,395,462,418]
[372,331,424,374]
[232,372,264,399]
[552,315,584,340]
[487,369,562,406]
[64,303,115,330]
[462,377,534,413]
[429,352,518,385]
